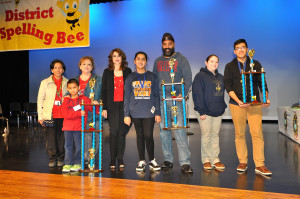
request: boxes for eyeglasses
[235,46,246,51]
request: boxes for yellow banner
[0,0,90,51]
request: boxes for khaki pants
[229,104,265,167]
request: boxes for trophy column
[161,58,189,130]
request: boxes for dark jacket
[192,67,227,117]
[101,67,132,110]
[224,57,268,105]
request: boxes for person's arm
[94,75,102,102]
[153,74,161,116]
[101,71,108,118]
[123,75,132,124]
[192,73,208,117]
[181,57,192,97]
[61,99,82,119]
[37,80,46,126]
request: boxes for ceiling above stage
[90,0,125,4]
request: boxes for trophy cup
[161,58,189,130]
[79,79,104,173]
[240,49,267,104]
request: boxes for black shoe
[161,161,173,168]
[118,159,125,169]
[181,164,193,173]
[110,161,116,170]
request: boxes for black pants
[108,101,130,161]
[46,118,64,162]
[132,117,155,161]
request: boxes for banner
[0,0,90,51]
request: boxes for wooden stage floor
[1,170,299,198]
[1,120,300,198]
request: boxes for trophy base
[163,126,190,130]
[79,169,104,173]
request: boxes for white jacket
[37,75,68,120]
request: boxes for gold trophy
[89,78,96,101]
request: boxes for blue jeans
[160,101,191,166]
[64,131,81,165]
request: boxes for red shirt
[61,95,99,131]
[79,75,91,95]
[52,76,63,118]
[114,75,124,102]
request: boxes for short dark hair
[50,59,66,72]
[67,78,79,86]
[234,39,248,49]
[206,54,219,62]
[134,51,148,62]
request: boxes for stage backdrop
[0,0,90,51]
[29,0,300,120]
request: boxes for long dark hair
[107,48,128,71]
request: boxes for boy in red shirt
[61,79,98,172]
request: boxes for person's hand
[124,117,131,126]
[155,115,161,124]
[102,110,107,118]
[38,120,45,127]
[261,99,271,108]
[93,100,99,105]
[81,110,85,116]
[238,100,250,108]
[200,114,206,120]
[175,94,183,102]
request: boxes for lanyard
[52,76,62,101]
[137,72,146,88]
[237,60,247,73]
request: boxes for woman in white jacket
[37,59,68,167]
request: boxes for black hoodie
[192,67,227,117]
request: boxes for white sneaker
[149,159,161,171]
[136,160,146,172]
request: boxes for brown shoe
[214,162,225,170]
[255,166,272,176]
[203,162,212,170]
[237,163,248,172]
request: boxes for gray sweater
[152,52,192,97]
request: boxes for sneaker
[62,165,72,173]
[181,164,194,173]
[203,162,212,170]
[161,161,173,169]
[70,164,81,172]
[255,166,272,176]
[57,161,64,167]
[118,159,125,169]
[136,160,146,172]
[213,162,225,170]
[237,163,248,172]
[48,161,57,167]
[149,159,161,171]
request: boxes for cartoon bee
[57,0,82,30]
[15,0,20,8]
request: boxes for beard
[162,47,175,57]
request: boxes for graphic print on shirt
[214,79,224,96]
[132,80,151,99]
[157,60,178,72]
